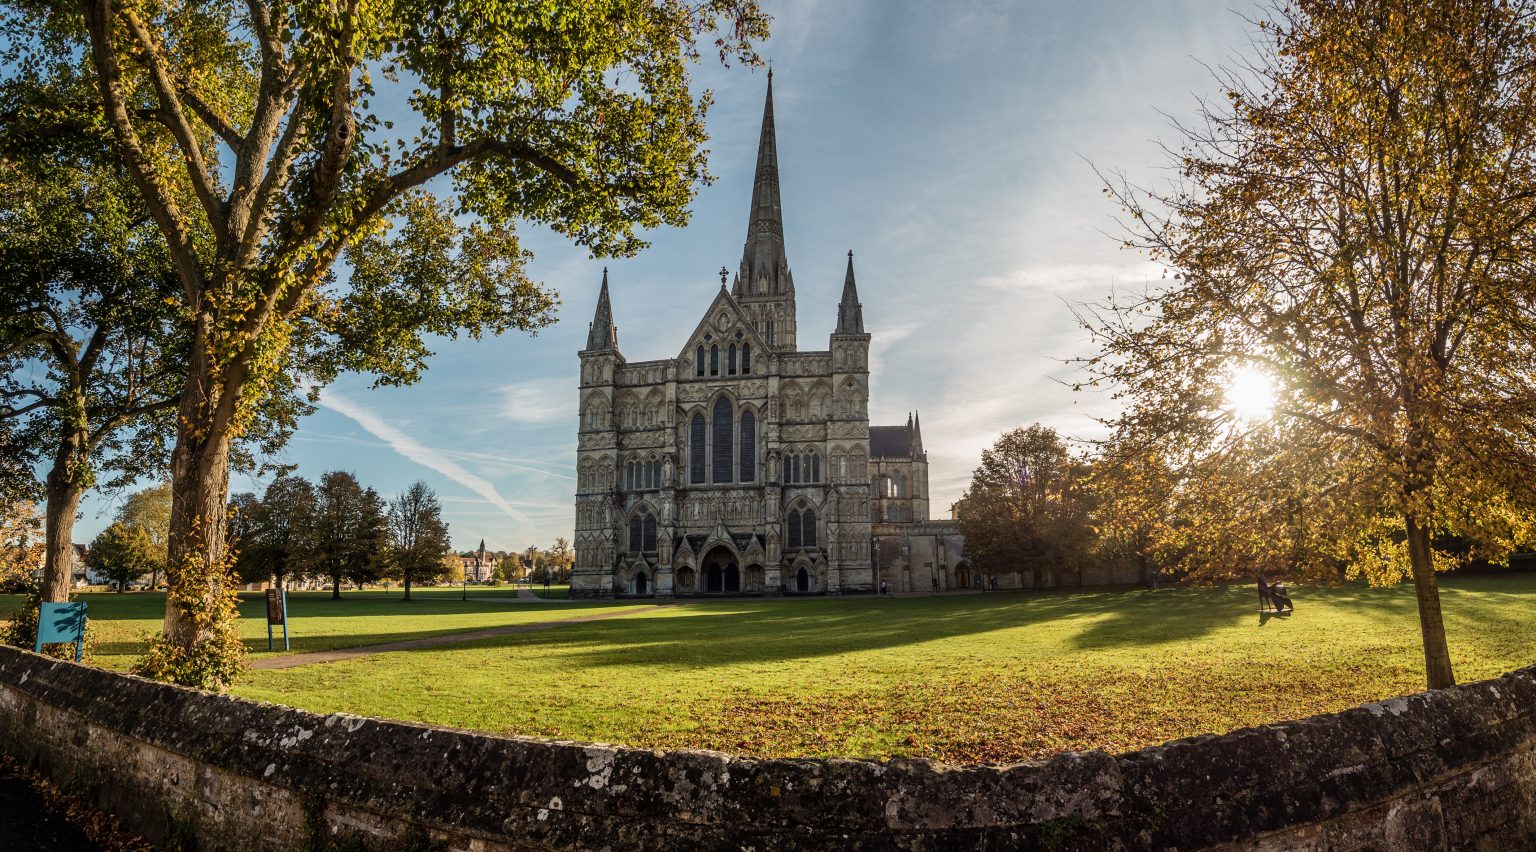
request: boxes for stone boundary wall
[0,645,1532,850]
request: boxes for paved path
[250,604,678,671]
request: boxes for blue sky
[75,1,1257,552]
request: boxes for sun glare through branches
[1224,366,1276,424]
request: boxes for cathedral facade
[571,74,966,599]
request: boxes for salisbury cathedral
[571,74,968,598]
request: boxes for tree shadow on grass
[84,599,648,660]
[1064,573,1536,660]
[366,590,1164,670]
[102,575,1534,674]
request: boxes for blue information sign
[35,601,87,662]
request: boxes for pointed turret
[912,411,925,456]
[835,250,865,335]
[736,69,793,300]
[585,268,618,351]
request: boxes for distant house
[458,544,498,583]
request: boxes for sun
[1224,366,1276,423]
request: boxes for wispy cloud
[500,378,573,425]
[318,388,532,529]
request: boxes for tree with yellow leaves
[1090,0,1536,689]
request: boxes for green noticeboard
[36,601,87,662]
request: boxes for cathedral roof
[870,423,922,459]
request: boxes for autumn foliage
[1089,0,1536,688]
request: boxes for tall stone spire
[736,69,793,299]
[912,411,925,456]
[584,268,618,351]
[835,250,864,334]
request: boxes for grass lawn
[0,588,643,672]
[531,584,570,599]
[6,575,1532,764]
[226,574,1536,764]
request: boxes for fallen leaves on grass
[642,653,1425,765]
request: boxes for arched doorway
[956,563,970,588]
[675,566,695,594]
[634,572,648,595]
[702,547,738,594]
[795,567,809,592]
[744,564,764,593]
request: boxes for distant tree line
[955,422,1535,593]
[229,474,456,601]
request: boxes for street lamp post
[871,533,880,595]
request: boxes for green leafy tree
[310,470,388,599]
[0,74,185,606]
[1091,0,1536,688]
[115,483,172,588]
[234,476,316,589]
[387,481,451,601]
[86,521,156,592]
[955,425,1094,588]
[6,0,766,688]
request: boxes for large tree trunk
[155,339,246,687]
[332,570,342,599]
[1404,514,1455,690]
[164,420,234,650]
[41,439,86,604]
[404,573,413,601]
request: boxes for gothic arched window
[811,453,821,483]
[625,462,634,491]
[690,413,706,484]
[787,509,801,549]
[766,320,775,345]
[643,513,657,552]
[802,509,818,547]
[741,343,751,374]
[789,454,800,484]
[739,411,756,482]
[629,514,644,552]
[695,346,705,377]
[712,397,733,483]
[710,345,719,376]
[728,344,737,375]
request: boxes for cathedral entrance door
[635,572,648,595]
[795,567,809,593]
[702,547,738,594]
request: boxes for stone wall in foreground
[0,644,1532,850]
